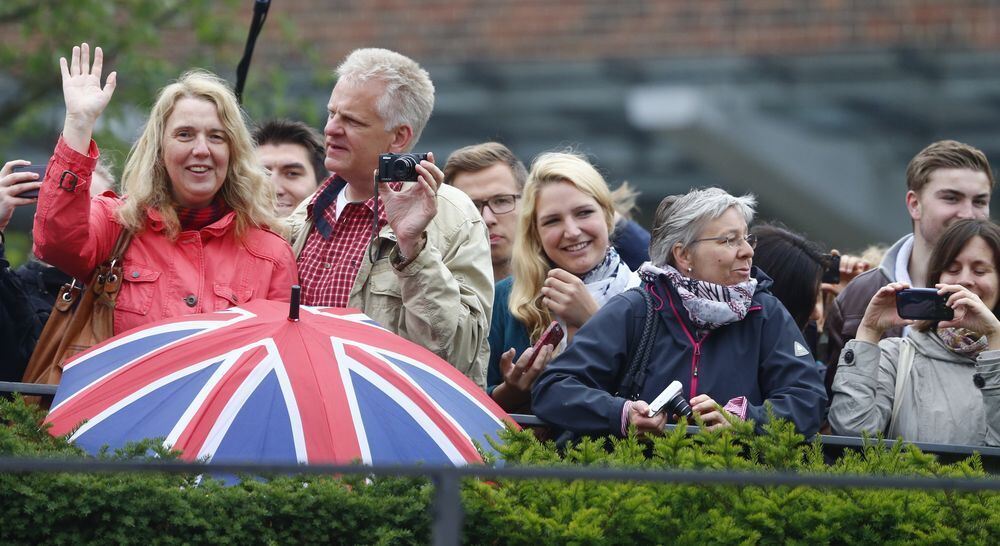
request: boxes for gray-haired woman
[532,187,827,437]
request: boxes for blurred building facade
[16,1,1000,250]
[253,0,1000,249]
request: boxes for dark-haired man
[253,119,328,217]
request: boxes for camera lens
[665,394,693,419]
[391,156,418,180]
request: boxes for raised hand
[541,268,599,329]
[857,282,913,343]
[821,250,872,297]
[60,43,117,153]
[380,153,442,262]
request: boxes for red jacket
[33,138,298,335]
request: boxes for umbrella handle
[289,285,301,321]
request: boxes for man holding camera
[821,140,994,393]
[285,48,493,388]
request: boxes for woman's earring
[687,267,693,273]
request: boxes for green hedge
[1,395,998,545]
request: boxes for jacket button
[973,373,986,389]
[184,295,197,307]
[131,271,140,278]
[843,349,854,364]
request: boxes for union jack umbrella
[44,296,513,466]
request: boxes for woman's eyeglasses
[690,233,758,249]
[471,194,520,215]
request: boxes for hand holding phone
[525,321,564,369]
[821,253,841,284]
[493,321,563,411]
[932,283,1000,339]
[10,164,45,199]
[857,282,913,342]
[896,287,954,321]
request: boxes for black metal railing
[1,455,999,546]
[0,381,57,398]
[3,382,1000,545]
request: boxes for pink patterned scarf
[639,263,757,331]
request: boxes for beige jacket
[829,330,1000,446]
[286,182,493,388]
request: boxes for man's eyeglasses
[471,194,520,215]
[690,233,758,249]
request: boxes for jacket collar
[750,266,773,294]
[145,206,237,238]
[877,233,914,282]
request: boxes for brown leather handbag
[22,229,133,388]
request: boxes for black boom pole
[235,0,271,104]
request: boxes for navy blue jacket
[1,239,71,382]
[531,268,827,437]
[611,219,650,271]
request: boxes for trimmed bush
[1,396,998,545]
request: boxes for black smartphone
[821,254,841,284]
[524,321,564,368]
[11,164,45,199]
[896,288,954,321]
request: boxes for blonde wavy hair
[510,152,616,341]
[116,70,280,238]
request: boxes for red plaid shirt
[297,176,388,307]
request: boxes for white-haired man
[286,48,493,387]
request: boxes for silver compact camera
[647,380,694,419]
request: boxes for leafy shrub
[1,396,998,545]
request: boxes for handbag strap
[88,228,133,290]
[889,337,915,432]
[108,227,134,265]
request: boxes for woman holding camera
[829,219,1000,446]
[33,43,296,337]
[531,187,827,437]
[487,152,639,411]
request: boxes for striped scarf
[175,196,230,232]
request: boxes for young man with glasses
[444,142,528,281]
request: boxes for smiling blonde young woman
[487,152,639,411]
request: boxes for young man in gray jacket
[821,140,994,395]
